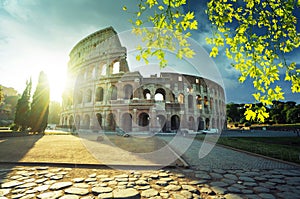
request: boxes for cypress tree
[30,71,50,133]
[14,79,32,131]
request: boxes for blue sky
[0,0,299,103]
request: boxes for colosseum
[60,27,226,133]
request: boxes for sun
[44,67,67,103]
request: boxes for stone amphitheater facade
[60,27,226,133]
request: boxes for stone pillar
[132,109,139,132]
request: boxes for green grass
[196,136,300,164]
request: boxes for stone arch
[122,113,132,132]
[143,89,151,100]
[197,117,204,131]
[112,61,120,74]
[83,114,90,129]
[157,114,167,132]
[96,113,102,129]
[155,88,166,101]
[64,117,68,126]
[124,84,133,100]
[188,95,193,109]
[95,87,104,101]
[171,115,180,131]
[107,113,116,131]
[138,112,150,131]
[189,116,195,131]
[205,118,210,130]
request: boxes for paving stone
[243,182,257,187]
[73,183,89,188]
[181,185,198,193]
[253,187,270,193]
[199,187,212,194]
[50,182,73,190]
[116,178,128,182]
[17,182,37,189]
[222,178,236,185]
[19,193,36,199]
[24,189,37,194]
[100,178,114,182]
[60,195,80,199]
[224,174,238,180]
[239,176,255,182]
[64,187,89,196]
[176,174,185,178]
[269,178,286,184]
[34,185,50,192]
[210,181,228,187]
[164,184,181,191]
[97,192,113,199]
[44,180,56,185]
[171,193,185,199]
[50,175,63,180]
[180,190,193,199]
[92,187,113,194]
[227,186,242,194]
[188,180,205,185]
[159,192,169,198]
[232,184,246,189]
[11,193,25,199]
[112,188,140,199]
[72,178,85,183]
[224,193,243,199]
[241,189,253,194]
[10,176,23,180]
[129,178,138,182]
[1,180,24,188]
[35,178,48,184]
[135,185,151,190]
[12,188,26,194]
[158,173,169,178]
[37,190,64,199]
[258,193,276,199]
[141,189,159,197]
[210,173,223,179]
[195,173,211,180]
[160,177,172,182]
[135,180,149,186]
[210,186,227,195]
[85,178,97,183]
[0,189,10,196]
[23,178,35,183]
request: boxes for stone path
[159,136,298,170]
[1,166,300,199]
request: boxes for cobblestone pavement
[0,135,300,199]
[1,166,300,199]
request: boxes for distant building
[60,27,226,133]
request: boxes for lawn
[196,135,300,164]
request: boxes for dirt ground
[0,134,100,164]
[0,134,181,166]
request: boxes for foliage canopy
[126,0,300,122]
